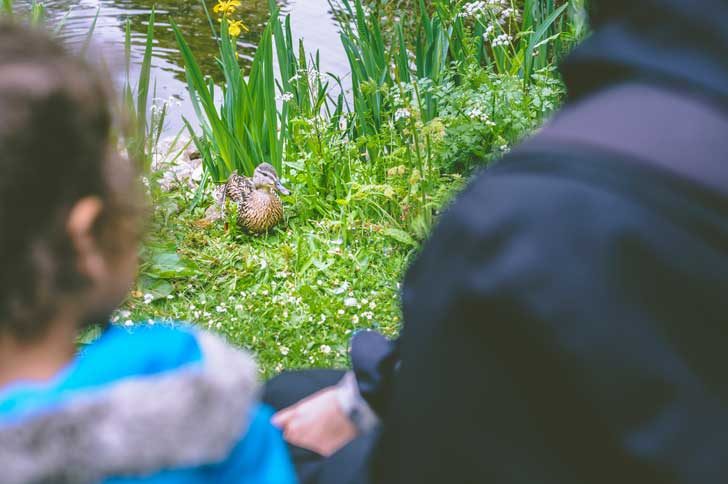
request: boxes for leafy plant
[123,9,156,173]
[173,2,287,183]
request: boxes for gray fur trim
[0,331,259,484]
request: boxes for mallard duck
[208,163,291,234]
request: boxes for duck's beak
[275,180,291,196]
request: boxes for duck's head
[252,163,291,196]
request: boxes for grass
[113,186,416,376]
[121,0,575,375]
[3,0,584,375]
[119,1,571,377]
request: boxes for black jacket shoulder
[376,149,728,484]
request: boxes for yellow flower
[213,0,240,17]
[228,19,249,37]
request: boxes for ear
[66,196,106,281]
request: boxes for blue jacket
[0,324,297,483]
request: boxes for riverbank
[102,0,583,375]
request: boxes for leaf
[382,227,417,247]
[312,258,334,271]
[146,250,198,279]
[138,276,175,300]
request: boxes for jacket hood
[0,330,259,484]
[562,0,728,109]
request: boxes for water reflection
[11,0,348,133]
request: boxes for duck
[207,163,291,234]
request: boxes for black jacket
[363,1,728,483]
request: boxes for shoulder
[402,151,667,320]
[410,153,629,274]
[79,324,203,379]
[0,325,270,484]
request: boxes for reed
[123,9,156,173]
[173,4,286,182]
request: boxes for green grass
[118,0,573,375]
[4,0,583,375]
[113,187,416,376]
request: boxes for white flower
[320,345,331,355]
[500,7,516,20]
[120,310,131,318]
[394,108,411,122]
[369,301,377,309]
[459,1,486,18]
[166,295,174,300]
[279,346,290,356]
[276,92,294,102]
[333,281,349,295]
[351,315,360,324]
[491,33,513,48]
[235,304,244,311]
[344,297,358,307]
[143,293,154,304]
[215,305,227,313]
[124,320,133,327]
[337,309,345,315]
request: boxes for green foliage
[123,9,157,173]
[173,3,286,182]
[125,0,580,373]
[1,0,13,16]
[334,0,393,155]
[434,64,566,172]
[120,187,409,375]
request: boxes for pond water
[12,0,348,133]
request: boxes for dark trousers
[263,370,376,484]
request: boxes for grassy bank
[118,0,581,375]
[3,0,586,375]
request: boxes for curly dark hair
[0,22,141,342]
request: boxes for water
[12,0,349,134]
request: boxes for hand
[272,386,358,456]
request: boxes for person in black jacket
[265,1,728,483]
